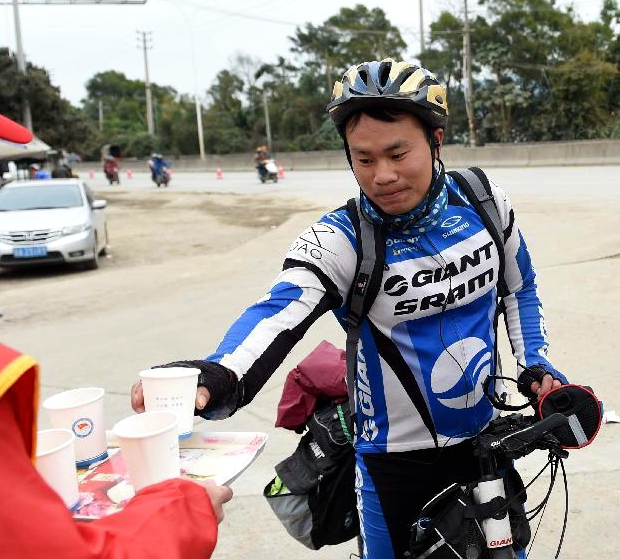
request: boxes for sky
[0,0,608,107]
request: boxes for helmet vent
[358,70,369,86]
[379,64,391,88]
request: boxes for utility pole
[263,90,272,154]
[463,0,477,146]
[137,30,154,136]
[12,0,32,131]
[195,96,205,161]
[419,0,425,54]
[98,100,104,132]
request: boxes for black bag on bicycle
[409,483,487,559]
[409,467,530,559]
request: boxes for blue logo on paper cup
[72,417,94,438]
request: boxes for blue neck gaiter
[360,181,448,235]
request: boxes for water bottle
[473,475,514,558]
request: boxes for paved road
[2,167,619,559]
[86,165,620,203]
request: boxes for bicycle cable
[523,452,568,559]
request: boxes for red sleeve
[0,396,218,559]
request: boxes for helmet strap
[425,133,445,215]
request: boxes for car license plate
[13,246,48,258]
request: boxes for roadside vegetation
[1,1,619,158]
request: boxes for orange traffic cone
[278,164,285,179]
[216,167,223,179]
[127,169,133,179]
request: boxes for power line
[0,1,146,4]
[164,0,288,31]
[169,0,298,26]
[168,0,406,35]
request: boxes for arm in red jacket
[0,394,219,559]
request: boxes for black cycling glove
[516,364,562,398]
[154,360,243,419]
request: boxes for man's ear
[431,128,444,158]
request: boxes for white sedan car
[0,178,108,270]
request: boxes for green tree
[544,50,619,139]
[442,0,620,141]
[82,70,201,157]
[203,69,251,153]
[290,5,406,95]
[421,12,473,142]
[0,48,94,153]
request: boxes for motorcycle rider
[103,155,119,183]
[149,153,170,184]
[30,163,51,180]
[253,145,270,181]
[147,153,156,178]
[131,58,566,558]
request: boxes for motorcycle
[104,164,120,185]
[258,159,278,184]
[153,166,170,188]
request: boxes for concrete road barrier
[74,139,620,174]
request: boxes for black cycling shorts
[356,438,481,559]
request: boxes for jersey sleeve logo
[290,223,338,260]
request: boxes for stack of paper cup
[43,387,107,468]
[35,428,80,510]
[139,367,200,439]
[112,410,180,492]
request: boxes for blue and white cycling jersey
[206,174,563,452]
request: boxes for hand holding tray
[74,430,267,520]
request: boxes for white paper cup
[35,429,80,510]
[112,410,180,492]
[139,367,199,439]
[43,387,107,468]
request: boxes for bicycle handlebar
[476,412,570,461]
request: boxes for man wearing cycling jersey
[132,58,566,558]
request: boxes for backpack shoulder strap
[447,167,508,298]
[344,198,385,427]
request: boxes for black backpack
[344,167,508,427]
[263,401,359,549]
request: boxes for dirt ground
[3,189,317,275]
[98,190,319,268]
[0,189,320,326]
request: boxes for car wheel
[100,224,109,255]
[84,234,100,270]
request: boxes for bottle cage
[483,374,538,411]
